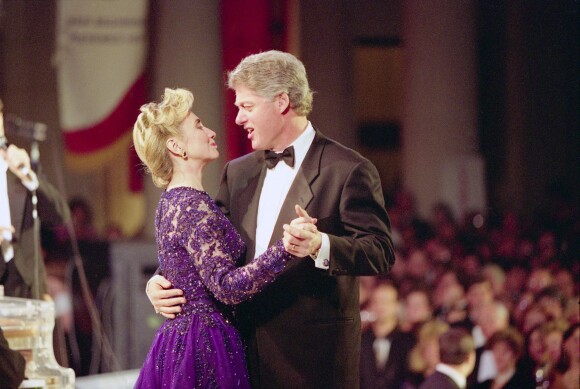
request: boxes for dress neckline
[165,186,206,194]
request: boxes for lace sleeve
[183,198,292,305]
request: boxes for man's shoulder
[313,130,370,165]
[419,371,460,389]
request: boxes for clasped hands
[282,204,321,258]
[146,204,321,319]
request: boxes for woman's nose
[205,128,216,138]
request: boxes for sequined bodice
[155,187,289,309]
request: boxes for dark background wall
[478,1,578,219]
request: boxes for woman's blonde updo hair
[408,320,450,374]
[133,88,193,188]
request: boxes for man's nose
[235,110,245,126]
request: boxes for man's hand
[283,205,322,258]
[0,225,14,243]
[146,275,186,319]
[2,144,37,186]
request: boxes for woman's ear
[166,138,182,156]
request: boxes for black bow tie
[264,146,295,169]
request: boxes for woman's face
[492,341,517,374]
[178,111,219,163]
[522,307,547,334]
[564,327,580,362]
[422,338,440,370]
[544,330,563,362]
[528,330,545,364]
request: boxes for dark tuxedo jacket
[0,172,70,298]
[475,369,536,389]
[419,371,461,389]
[216,130,394,389]
[359,327,416,389]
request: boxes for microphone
[3,115,47,142]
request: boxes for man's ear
[277,92,290,113]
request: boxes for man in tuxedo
[419,328,476,389]
[147,50,394,388]
[360,281,415,389]
[0,134,70,299]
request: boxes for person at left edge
[0,134,70,299]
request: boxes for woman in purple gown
[132,88,314,388]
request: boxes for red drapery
[220,0,293,160]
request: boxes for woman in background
[551,323,580,389]
[403,320,449,388]
[477,327,535,389]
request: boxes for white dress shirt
[0,158,14,262]
[435,363,467,389]
[373,337,391,370]
[0,159,38,263]
[255,122,330,269]
[477,349,497,383]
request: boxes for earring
[182,150,187,159]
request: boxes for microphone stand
[30,139,41,300]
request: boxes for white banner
[55,0,149,237]
[56,0,148,156]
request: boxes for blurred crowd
[359,188,579,389]
[39,189,579,384]
[41,196,125,375]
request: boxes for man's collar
[435,363,467,389]
[286,121,315,169]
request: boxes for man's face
[491,341,516,373]
[234,85,285,151]
[370,285,399,323]
[405,291,431,323]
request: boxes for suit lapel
[267,132,324,247]
[240,157,267,264]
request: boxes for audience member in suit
[419,327,476,389]
[360,281,415,389]
[401,286,434,337]
[551,323,580,389]
[0,138,70,299]
[476,327,535,389]
[467,300,510,386]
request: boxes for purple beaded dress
[134,187,291,388]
